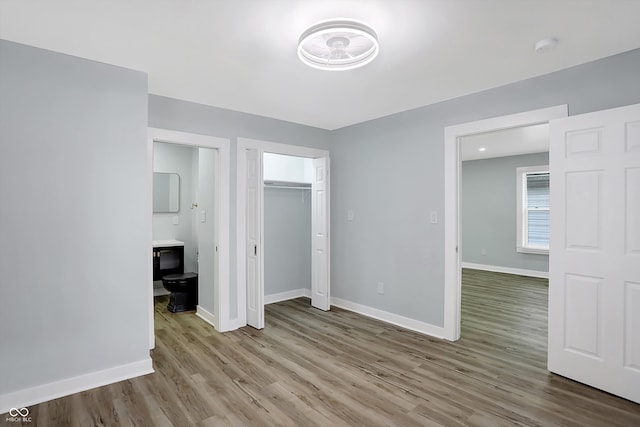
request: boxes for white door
[197,148,218,319]
[311,157,330,310]
[548,103,640,403]
[246,148,264,329]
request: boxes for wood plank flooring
[5,269,639,426]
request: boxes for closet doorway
[236,138,330,329]
[263,153,313,306]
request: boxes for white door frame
[442,105,568,341]
[236,137,330,327]
[147,128,231,349]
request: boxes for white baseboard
[196,305,217,329]
[330,297,446,340]
[218,289,312,332]
[0,358,153,414]
[153,288,170,297]
[461,262,549,279]
[264,288,311,305]
[225,318,247,331]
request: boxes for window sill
[517,246,549,255]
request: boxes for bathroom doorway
[152,142,213,297]
[148,128,231,349]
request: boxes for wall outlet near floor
[377,282,384,295]
[172,216,180,225]
[481,248,487,256]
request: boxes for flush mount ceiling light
[297,19,379,71]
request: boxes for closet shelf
[264,180,311,190]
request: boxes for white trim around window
[516,164,550,255]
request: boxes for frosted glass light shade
[298,19,379,71]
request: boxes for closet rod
[264,184,311,190]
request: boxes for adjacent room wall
[149,95,331,319]
[264,187,312,298]
[153,142,197,272]
[461,153,550,273]
[329,48,640,327]
[0,40,150,402]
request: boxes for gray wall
[461,153,549,272]
[330,48,640,327]
[149,95,331,319]
[0,40,149,394]
[264,188,312,296]
[153,142,197,272]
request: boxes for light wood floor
[7,270,640,426]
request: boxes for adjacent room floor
[11,270,640,426]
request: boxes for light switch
[347,209,354,221]
[430,211,438,224]
[200,210,206,223]
[172,216,179,225]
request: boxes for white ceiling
[460,123,549,161]
[2,0,640,130]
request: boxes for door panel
[549,102,640,403]
[246,148,263,329]
[565,171,601,249]
[564,274,602,358]
[197,148,218,318]
[626,167,640,254]
[311,157,330,311]
[625,281,640,371]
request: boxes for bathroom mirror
[153,172,180,213]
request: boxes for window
[516,165,550,254]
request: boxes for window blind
[526,172,550,246]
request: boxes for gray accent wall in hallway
[461,153,549,272]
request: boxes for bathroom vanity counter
[153,239,185,248]
[152,240,185,281]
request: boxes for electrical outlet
[172,216,179,225]
[430,211,438,224]
[377,282,384,295]
[481,248,487,256]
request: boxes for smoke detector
[535,37,559,53]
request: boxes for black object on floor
[162,272,198,313]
